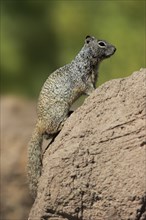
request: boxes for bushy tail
[27,125,43,198]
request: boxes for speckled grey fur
[27,36,116,198]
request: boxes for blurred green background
[1,0,145,98]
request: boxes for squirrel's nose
[113,47,116,53]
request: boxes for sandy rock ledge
[29,69,146,220]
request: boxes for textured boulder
[29,69,146,220]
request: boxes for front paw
[84,85,95,96]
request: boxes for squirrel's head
[84,35,116,62]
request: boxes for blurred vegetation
[1,0,145,98]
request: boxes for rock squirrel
[27,35,116,198]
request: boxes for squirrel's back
[37,64,86,120]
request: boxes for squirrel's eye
[98,41,106,48]
[86,35,91,39]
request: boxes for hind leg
[43,109,73,141]
[43,109,74,154]
[42,117,68,155]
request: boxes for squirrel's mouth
[106,47,116,57]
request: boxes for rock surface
[28,69,146,220]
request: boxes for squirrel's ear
[85,35,93,44]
